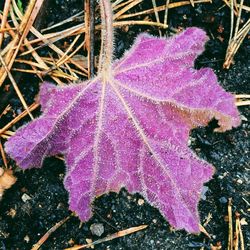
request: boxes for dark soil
[0,0,249,249]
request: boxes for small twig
[114,20,167,29]
[235,94,250,106]
[223,0,250,68]
[203,213,213,227]
[228,0,234,43]
[199,224,211,239]
[164,0,170,30]
[0,103,39,136]
[223,20,250,68]
[89,0,95,77]
[0,54,34,119]
[190,0,195,7]
[2,130,14,136]
[0,140,8,168]
[0,0,45,87]
[117,0,212,20]
[152,0,163,36]
[31,213,73,250]
[94,209,118,231]
[235,94,250,99]
[234,0,244,36]
[64,225,148,250]
[0,105,11,119]
[113,0,134,11]
[238,217,245,250]
[223,0,250,12]
[236,100,250,106]
[113,0,142,20]
[40,11,84,33]
[10,1,74,85]
[112,0,125,8]
[85,0,95,78]
[234,212,240,250]
[0,27,17,33]
[0,0,11,48]
[228,198,233,250]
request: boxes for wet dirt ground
[0,0,249,249]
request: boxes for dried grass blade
[18,23,88,75]
[56,40,85,69]
[0,0,45,87]
[14,59,48,69]
[229,0,234,43]
[0,103,38,136]
[234,212,240,250]
[234,0,244,36]
[239,218,245,250]
[113,20,167,29]
[228,198,233,250]
[164,0,170,28]
[11,0,68,84]
[0,55,34,119]
[41,11,84,33]
[151,0,163,36]
[0,0,12,48]
[21,23,84,49]
[236,100,250,106]
[235,94,250,99]
[10,3,50,73]
[117,0,212,20]
[85,0,95,78]
[113,0,142,20]
[113,0,134,11]
[224,18,250,68]
[0,140,8,167]
[32,214,73,250]
[0,13,16,40]
[65,225,148,250]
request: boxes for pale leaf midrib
[91,80,107,197]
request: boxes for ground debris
[0,168,16,199]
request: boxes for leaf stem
[99,0,114,81]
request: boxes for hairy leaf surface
[5,28,241,232]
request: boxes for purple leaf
[5,28,241,233]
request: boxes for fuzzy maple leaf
[5,28,240,232]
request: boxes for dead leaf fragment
[7,208,17,218]
[0,168,16,199]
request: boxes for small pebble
[68,238,74,246]
[201,186,209,200]
[138,198,144,206]
[240,114,248,121]
[219,197,227,204]
[86,238,92,244]
[23,235,30,243]
[90,223,104,237]
[21,193,32,203]
[237,179,243,184]
[240,218,248,225]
